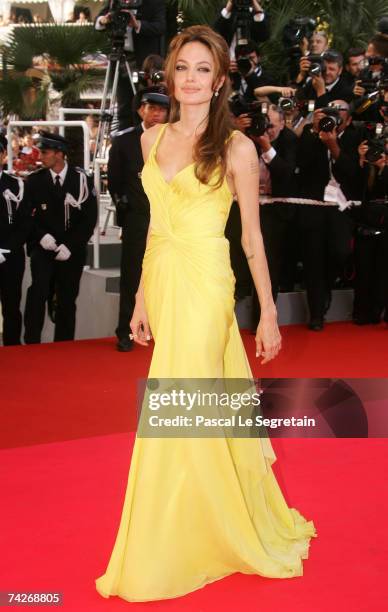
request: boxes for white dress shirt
[50,162,68,186]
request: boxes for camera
[280,90,315,116]
[278,97,297,112]
[231,0,253,46]
[365,123,387,163]
[133,70,165,86]
[229,94,272,137]
[236,54,255,77]
[109,0,142,49]
[282,17,317,58]
[305,53,326,77]
[318,106,342,132]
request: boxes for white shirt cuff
[95,16,106,30]
[221,8,232,19]
[253,11,265,22]
[261,147,276,164]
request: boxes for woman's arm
[254,85,296,99]
[229,132,281,363]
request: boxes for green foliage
[168,0,388,81]
[0,75,49,119]
[5,24,109,71]
[0,24,109,118]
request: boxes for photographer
[108,89,169,351]
[95,0,166,130]
[297,101,362,330]
[296,50,354,107]
[342,47,366,88]
[309,30,329,55]
[0,135,31,346]
[250,104,299,327]
[352,37,388,122]
[131,54,166,126]
[214,1,269,56]
[230,40,275,104]
[352,109,388,325]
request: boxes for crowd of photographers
[221,3,388,332]
[1,0,388,348]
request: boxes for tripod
[93,44,137,163]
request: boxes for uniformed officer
[24,132,97,343]
[108,89,169,351]
[0,135,30,345]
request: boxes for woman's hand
[255,315,282,364]
[130,300,152,346]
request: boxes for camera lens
[318,116,336,132]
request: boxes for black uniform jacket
[0,171,31,252]
[25,166,97,255]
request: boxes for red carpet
[1,323,387,610]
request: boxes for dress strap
[150,123,168,159]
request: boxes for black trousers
[24,247,86,344]
[225,201,252,300]
[116,210,149,340]
[252,204,296,328]
[0,248,25,346]
[298,206,354,320]
[353,231,388,321]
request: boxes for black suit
[108,124,150,340]
[230,66,276,103]
[97,0,166,68]
[226,127,299,322]
[252,127,299,326]
[351,165,388,323]
[297,124,362,321]
[24,166,97,343]
[299,75,354,108]
[214,9,270,46]
[0,172,30,345]
[97,1,166,130]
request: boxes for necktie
[54,175,61,193]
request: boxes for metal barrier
[6,120,91,173]
[58,108,103,140]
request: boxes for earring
[214,90,219,97]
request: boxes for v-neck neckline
[153,124,195,186]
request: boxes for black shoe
[116,337,133,352]
[308,317,324,331]
[352,316,381,326]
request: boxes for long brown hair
[164,25,233,189]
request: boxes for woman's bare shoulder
[227,130,258,173]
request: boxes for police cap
[141,91,170,108]
[36,131,69,153]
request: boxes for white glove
[40,233,57,251]
[0,248,10,264]
[55,244,71,261]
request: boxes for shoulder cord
[64,172,89,230]
[3,177,24,224]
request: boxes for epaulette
[29,167,46,177]
[75,166,92,177]
[111,126,135,138]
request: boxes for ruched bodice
[142,122,234,241]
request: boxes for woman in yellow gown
[95,25,316,603]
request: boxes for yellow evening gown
[95,123,316,602]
